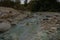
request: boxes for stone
[0,21,11,32]
[43,18,49,20]
[46,16,51,17]
[54,15,59,17]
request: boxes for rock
[11,24,16,26]
[46,16,51,17]
[0,21,11,32]
[57,27,60,30]
[56,20,60,24]
[54,15,59,17]
[43,18,49,20]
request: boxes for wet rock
[54,15,59,17]
[57,27,60,30]
[0,21,11,32]
[39,14,42,15]
[9,11,12,13]
[52,16,57,19]
[11,23,16,26]
[56,20,60,24]
[27,15,33,18]
[49,27,57,33]
[11,21,17,26]
[46,16,51,17]
[43,18,49,20]
[26,22,29,25]
[41,16,58,31]
[7,18,13,23]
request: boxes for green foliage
[27,0,60,12]
[0,1,14,7]
[24,0,28,7]
[27,1,40,12]
[0,0,21,10]
[0,0,60,12]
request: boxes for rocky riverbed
[0,7,31,25]
[0,7,60,40]
[0,7,32,32]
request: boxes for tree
[27,0,41,11]
[27,0,60,12]
[15,0,20,4]
[4,0,11,1]
[24,0,28,7]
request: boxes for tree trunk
[24,0,28,6]
[15,0,20,3]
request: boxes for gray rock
[0,21,11,32]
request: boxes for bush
[27,0,60,12]
[0,1,21,10]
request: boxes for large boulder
[0,21,11,32]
